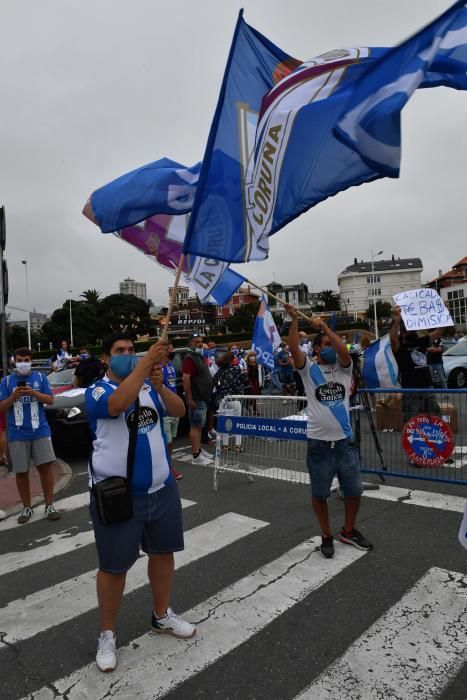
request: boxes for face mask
[203,349,210,358]
[194,347,204,355]
[232,349,238,356]
[319,347,337,364]
[80,353,89,360]
[168,352,175,360]
[15,362,32,376]
[109,355,138,378]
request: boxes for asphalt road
[1,436,466,700]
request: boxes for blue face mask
[80,353,89,360]
[109,354,138,378]
[319,347,337,364]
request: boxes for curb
[2,459,73,517]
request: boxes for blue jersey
[85,376,171,495]
[162,362,177,393]
[0,372,52,442]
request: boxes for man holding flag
[286,304,373,560]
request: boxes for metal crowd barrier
[214,389,467,490]
[214,395,308,490]
[356,388,467,484]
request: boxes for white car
[442,341,467,388]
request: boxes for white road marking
[1,512,268,645]
[0,491,90,532]
[0,499,196,576]
[295,567,467,700]
[26,540,366,699]
[363,485,466,512]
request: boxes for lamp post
[370,250,383,339]
[21,260,31,349]
[68,290,74,348]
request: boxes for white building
[265,282,310,319]
[12,311,50,334]
[442,283,467,328]
[119,278,147,302]
[338,256,423,314]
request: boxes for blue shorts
[306,437,363,500]
[188,399,207,428]
[90,478,184,574]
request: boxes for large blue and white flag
[362,335,400,388]
[184,4,467,264]
[252,296,282,370]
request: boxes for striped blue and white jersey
[85,376,171,495]
[298,358,353,441]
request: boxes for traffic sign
[402,413,454,467]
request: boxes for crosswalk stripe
[363,485,466,513]
[26,540,366,699]
[1,512,268,646]
[0,492,90,532]
[294,567,467,699]
[0,499,196,577]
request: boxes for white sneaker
[191,453,213,466]
[208,429,217,439]
[151,607,196,639]
[96,630,117,672]
[0,509,7,521]
[200,447,214,461]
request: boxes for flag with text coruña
[184,3,467,264]
[252,296,282,370]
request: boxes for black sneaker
[320,535,334,559]
[338,528,373,551]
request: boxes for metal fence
[213,389,467,490]
[214,395,309,490]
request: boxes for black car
[44,368,91,448]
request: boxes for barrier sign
[402,414,454,467]
[217,415,307,441]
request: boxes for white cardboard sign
[393,288,454,330]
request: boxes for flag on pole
[83,164,245,305]
[362,335,400,388]
[252,296,282,370]
[330,312,337,331]
[184,4,467,264]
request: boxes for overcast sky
[1,0,465,321]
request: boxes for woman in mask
[214,352,245,453]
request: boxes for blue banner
[217,415,307,441]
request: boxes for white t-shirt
[85,376,171,494]
[298,357,353,441]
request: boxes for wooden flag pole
[245,278,312,322]
[161,255,185,342]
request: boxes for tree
[99,294,151,337]
[80,289,102,306]
[319,290,341,311]
[227,301,260,333]
[41,299,100,348]
[6,324,28,350]
[366,300,392,323]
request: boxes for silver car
[442,340,467,388]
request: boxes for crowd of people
[0,311,465,671]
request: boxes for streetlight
[370,249,384,339]
[21,260,31,349]
[68,290,74,348]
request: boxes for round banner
[402,414,454,467]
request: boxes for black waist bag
[90,398,139,526]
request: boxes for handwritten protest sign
[393,288,453,330]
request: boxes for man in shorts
[182,334,214,466]
[286,306,373,559]
[0,347,61,524]
[86,333,194,673]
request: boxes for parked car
[442,342,467,388]
[44,368,91,447]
